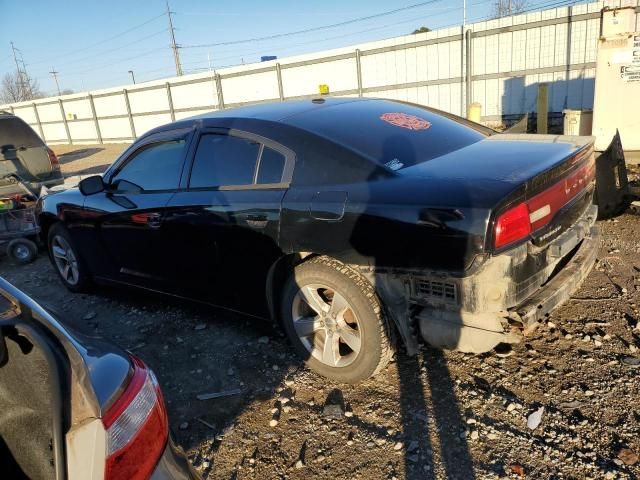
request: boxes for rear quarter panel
[281,178,492,273]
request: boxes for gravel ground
[0,145,638,479]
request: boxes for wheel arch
[266,253,409,351]
[38,212,59,247]
[265,252,316,324]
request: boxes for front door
[84,131,192,287]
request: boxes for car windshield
[287,100,493,171]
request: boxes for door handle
[131,212,162,228]
[147,215,162,229]
[243,213,268,229]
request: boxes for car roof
[187,96,365,123]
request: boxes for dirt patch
[1,208,639,478]
[52,143,129,177]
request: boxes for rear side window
[0,117,44,148]
[190,134,260,188]
[112,140,185,191]
[257,147,285,184]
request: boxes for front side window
[111,140,186,191]
[190,134,260,188]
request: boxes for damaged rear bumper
[413,223,600,353]
[509,225,600,331]
[373,203,600,354]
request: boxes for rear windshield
[287,100,492,170]
[0,117,44,149]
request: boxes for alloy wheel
[51,235,80,286]
[291,283,362,367]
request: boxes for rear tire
[47,223,91,292]
[7,238,38,264]
[280,256,394,383]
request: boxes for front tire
[48,223,91,292]
[280,256,394,383]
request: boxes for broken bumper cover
[415,224,600,353]
[510,225,600,330]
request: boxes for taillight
[494,202,531,249]
[103,356,168,480]
[47,148,60,170]
[493,151,595,249]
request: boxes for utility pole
[166,1,183,76]
[50,67,61,96]
[463,0,466,29]
[10,42,26,99]
[128,70,136,84]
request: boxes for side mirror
[78,175,105,196]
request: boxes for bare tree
[0,71,43,103]
[492,0,528,18]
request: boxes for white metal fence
[2,0,639,145]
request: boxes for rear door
[82,129,192,285]
[162,128,294,313]
[0,116,51,182]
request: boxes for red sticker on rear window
[380,112,431,130]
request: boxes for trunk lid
[0,115,53,184]
[400,134,596,250]
[400,133,594,203]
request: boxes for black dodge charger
[38,98,599,382]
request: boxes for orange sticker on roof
[380,112,431,130]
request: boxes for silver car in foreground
[0,278,199,480]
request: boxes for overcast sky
[0,0,580,95]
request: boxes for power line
[181,0,448,49]
[60,46,167,77]
[35,28,169,71]
[466,0,582,23]
[28,13,167,65]
[179,0,489,71]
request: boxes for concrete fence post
[166,83,176,122]
[215,74,225,110]
[32,103,45,142]
[123,89,136,139]
[58,99,72,144]
[355,49,363,97]
[276,63,284,101]
[537,83,549,134]
[88,94,102,144]
[465,29,473,118]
